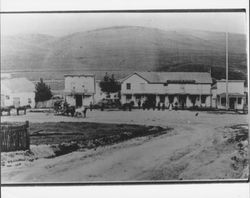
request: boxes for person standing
[174,102,178,111]
[162,103,165,110]
[157,102,161,111]
[101,102,104,111]
[83,107,88,118]
[142,101,145,110]
[89,102,93,111]
[169,103,173,111]
[138,100,141,109]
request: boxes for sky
[1,12,247,37]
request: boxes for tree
[99,73,121,94]
[35,78,52,102]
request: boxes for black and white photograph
[1,8,249,185]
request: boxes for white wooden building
[120,72,212,108]
[64,74,96,107]
[212,80,246,110]
[1,77,35,108]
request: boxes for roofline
[216,80,245,82]
[64,74,95,77]
[120,72,212,84]
[120,72,150,83]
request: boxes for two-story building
[64,74,96,107]
[120,72,212,108]
[212,80,246,110]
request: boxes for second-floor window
[126,83,131,90]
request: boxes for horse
[0,105,14,116]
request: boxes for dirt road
[1,110,249,183]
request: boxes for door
[179,95,187,109]
[229,97,236,109]
[75,95,82,107]
[147,95,156,108]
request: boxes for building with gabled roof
[120,72,213,109]
[1,77,35,108]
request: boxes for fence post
[25,121,30,150]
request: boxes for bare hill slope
[1,26,247,81]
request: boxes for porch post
[236,96,238,110]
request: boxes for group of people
[54,99,181,117]
[137,100,179,111]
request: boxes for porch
[216,93,245,110]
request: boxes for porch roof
[218,92,245,97]
[123,93,211,95]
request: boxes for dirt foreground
[1,110,249,183]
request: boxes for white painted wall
[2,91,35,108]
[1,84,35,108]
[121,74,166,94]
[216,97,244,110]
[121,74,211,95]
[216,81,245,94]
[83,96,93,106]
[121,74,212,107]
[65,76,95,94]
[167,84,211,95]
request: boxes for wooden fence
[1,121,30,152]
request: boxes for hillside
[1,26,247,83]
[1,34,56,71]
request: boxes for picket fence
[1,121,30,152]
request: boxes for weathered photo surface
[0,11,248,184]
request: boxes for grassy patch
[28,122,170,147]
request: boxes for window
[28,98,32,104]
[126,83,131,90]
[238,98,242,105]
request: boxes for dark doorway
[179,95,187,109]
[229,97,236,109]
[146,95,156,108]
[75,95,82,107]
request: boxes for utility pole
[226,32,229,110]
